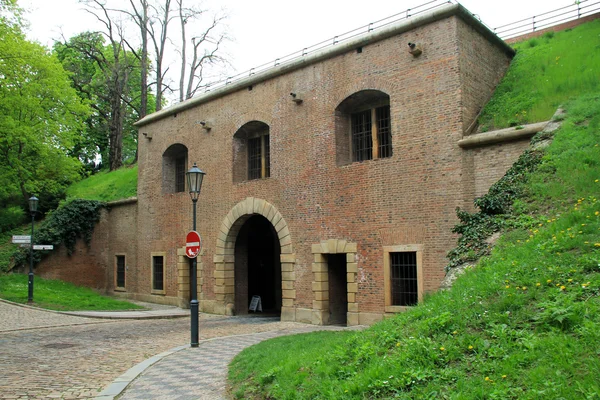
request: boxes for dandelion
[536,282,541,286]
[452,331,458,335]
[595,243,600,247]
[440,347,445,351]
[568,279,573,282]
[396,342,401,347]
[505,285,510,289]
[468,345,474,350]
[502,375,507,379]
[560,286,566,290]
[547,279,552,283]
[522,286,527,290]
[595,211,599,216]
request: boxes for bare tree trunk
[178,0,186,103]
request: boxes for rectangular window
[377,106,392,159]
[351,110,373,162]
[152,255,164,292]
[390,252,418,306]
[384,245,422,312]
[116,255,125,289]
[248,137,262,180]
[175,156,186,192]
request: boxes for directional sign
[33,245,54,251]
[185,231,202,258]
[12,235,31,244]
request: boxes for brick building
[37,3,532,326]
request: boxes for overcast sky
[21,0,576,101]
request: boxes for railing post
[532,15,536,31]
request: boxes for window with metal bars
[390,252,418,306]
[377,106,393,158]
[116,255,125,288]
[351,110,373,162]
[247,135,270,180]
[175,156,186,192]
[248,137,262,180]
[152,256,164,291]
[350,105,392,162]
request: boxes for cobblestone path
[0,301,307,399]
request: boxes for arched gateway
[212,198,296,321]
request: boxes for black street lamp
[28,196,39,303]
[186,163,205,348]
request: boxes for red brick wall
[36,202,137,293]
[134,14,513,314]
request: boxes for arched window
[233,121,270,183]
[335,90,392,165]
[162,144,188,193]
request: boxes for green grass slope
[478,20,600,131]
[0,274,144,310]
[228,23,600,399]
[66,165,137,202]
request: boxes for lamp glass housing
[29,196,39,213]
[186,163,206,201]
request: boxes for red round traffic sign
[186,231,202,258]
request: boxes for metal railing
[494,0,600,39]
[199,0,456,94]
[195,0,598,97]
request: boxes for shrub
[0,206,25,233]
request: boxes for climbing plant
[12,199,105,268]
[446,148,544,270]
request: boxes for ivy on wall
[12,199,105,268]
[446,148,544,270]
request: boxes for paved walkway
[1,299,354,399]
[100,324,360,400]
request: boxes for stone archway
[213,197,296,321]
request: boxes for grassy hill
[228,21,600,399]
[66,165,138,202]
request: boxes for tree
[0,18,89,210]
[177,0,228,102]
[56,30,150,169]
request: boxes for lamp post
[186,163,205,348]
[28,196,39,303]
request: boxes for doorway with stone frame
[211,198,297,320]
[311,240,358,326]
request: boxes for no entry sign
[186,231,202,258]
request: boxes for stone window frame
[151,251,167,295]
[383,244,424,313]
[114,253,126,292]
[311,239,359,326]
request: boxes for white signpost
[12,235,31,244]
[33,245,54,251]
[12,236,53,250]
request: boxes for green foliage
[446,149,543,269]
[66,165,138,202]
[478,19,600,130]
[229,93,600,399]
[0,17,90,211]
[0,206,25,233]
[0,273,144,310]
[11,199,104,269]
